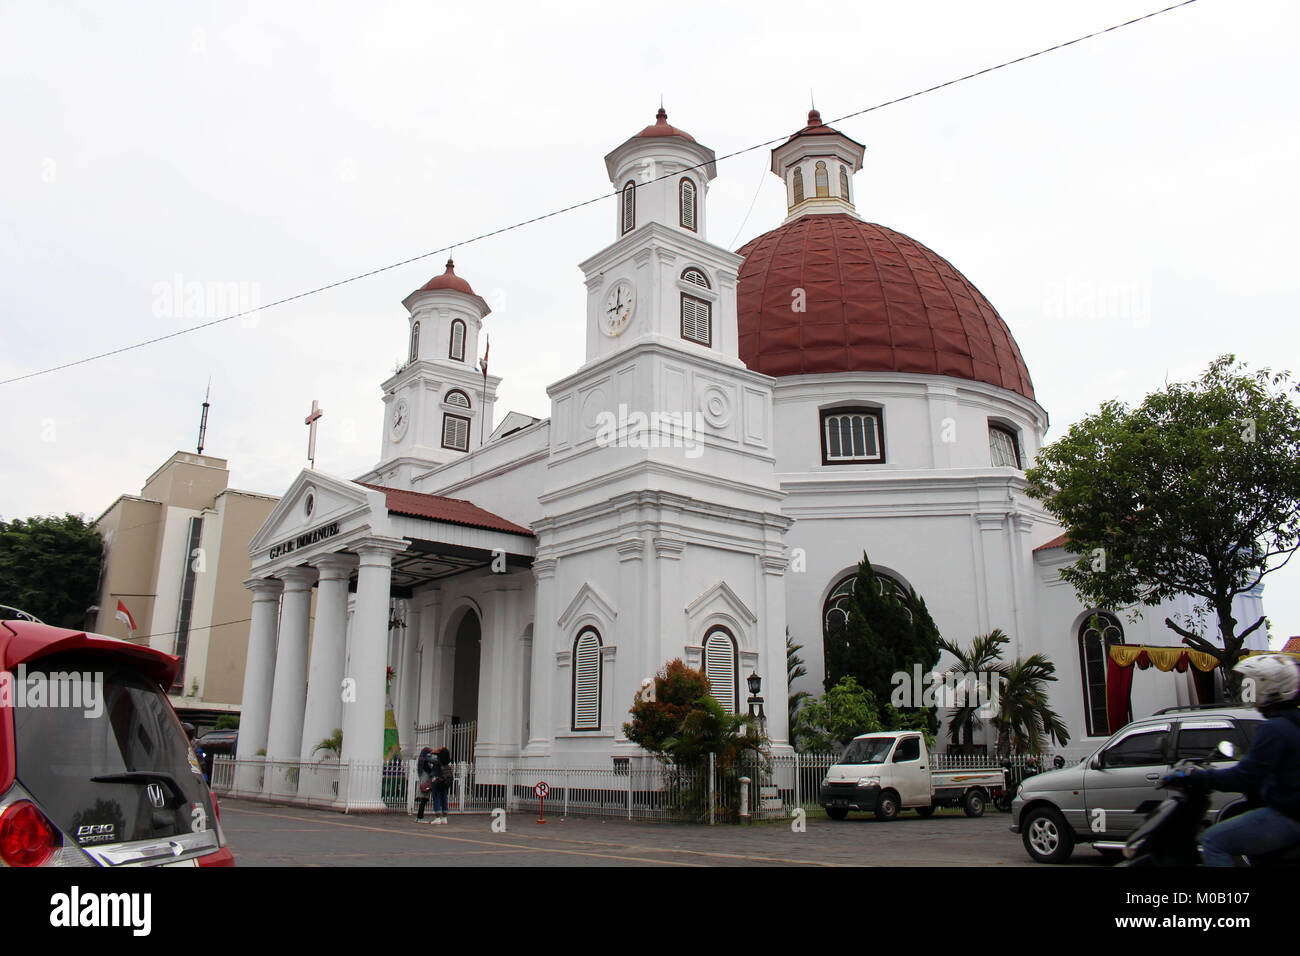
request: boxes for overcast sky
[2,0,1297,643]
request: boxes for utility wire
[0,0,1200,388]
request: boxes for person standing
[415,747,437,823]
[431,747,453,824]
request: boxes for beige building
[92,451,280,717]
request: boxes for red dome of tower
[633,107,697,143]
[736,214,1035,400]
[419,259,476,296]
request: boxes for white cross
[305,400,323,468]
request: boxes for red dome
[634,107,696,143]
[419,259,475,296]
[736,215,1035,400]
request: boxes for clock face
[602,280,635,337]
[390,398,410,442]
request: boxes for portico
[235,470,534,807]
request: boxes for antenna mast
[196,380,211,455]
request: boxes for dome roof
[419,259,475,296]
[634,107,697,143]
[736,214,1035,400]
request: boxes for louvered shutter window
[449,320,465,361]
[572,629,602,730]
[679,178,697,231]
[442,414,470,451]
[446,389,470,408]
[622,181,636,234]
[792,167,804,204]
[409,321,420,363]
[840,165,851,203]
[681,294,711,346]
[815,161,829,197]
[704,629,737,714]
[681,267,709,289]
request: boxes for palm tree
[937,630,1009,752]
[993,655,1071,758]
[786,630,810,740]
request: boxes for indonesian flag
[114,599,137,632]
[479,336,489,375]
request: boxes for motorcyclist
[1168,653,1300,866]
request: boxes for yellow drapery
[1107,645,1219,673]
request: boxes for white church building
[236,108,1266,792]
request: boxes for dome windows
[679,178,697,232]
[792,167,805,205]
[815,161,829,198]
[839,165,851,205]
[989,423,1022,468]
[821,406,884,464]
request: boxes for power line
[0,0,1200,388]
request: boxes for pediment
[249,470,389,556]
[684,579,757,626]
[556,581,618,631]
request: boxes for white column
[396,599,423,755]
[299,555,355,765]
[265,567,316,794]
[340,537,406,808]
[526,558,556,756]
[235,577,282,792]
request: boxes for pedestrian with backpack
[415,747,437,823]
[431,747,453,824]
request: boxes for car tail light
[0,801,62,867]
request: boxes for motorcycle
[1120,741,1300,867]
[995,756,1043,813]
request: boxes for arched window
[839,165,851,203]
[823,570,911,638]
[792,167,805,204]
[815,161,829,198]
[572,627,602,731]
[1080,612,1125,736]
[408,321,420,364]
[449,320,466,361]
[445,389,471,408]
[621,180,636,235]
[681,267,710,289]
[989,424,1021,468]
[703,626,738,714]
[679,178,697,232]
[821,406,884,464]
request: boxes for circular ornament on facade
[304,489,316,518]
[699,384,732,429]
[580,387,608,431]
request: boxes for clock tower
[363,259,500,488]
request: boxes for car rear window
[12,652,214,847]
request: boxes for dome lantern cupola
[770,109,865,221]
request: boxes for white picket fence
[210,749,1026,819]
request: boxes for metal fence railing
[210,748,1043,821]
[411,720,477,764]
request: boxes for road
[217,799,1114,866]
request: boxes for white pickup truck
[819,731,1006,820]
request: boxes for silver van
[1010,706,1263,863]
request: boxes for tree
[792,676,884,753]
[937,630,1010,752]
[0,514,102,628]
[1025,355,1300,691]
[992,655,1070,758]
[623,659,764,766]
[786,630,810,734]
[824,552,942,733]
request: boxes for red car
[0,619,233,867]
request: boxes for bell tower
[364,260,500,488]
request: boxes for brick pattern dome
[736,214,1035,400]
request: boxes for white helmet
[1235,654,1300,709]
